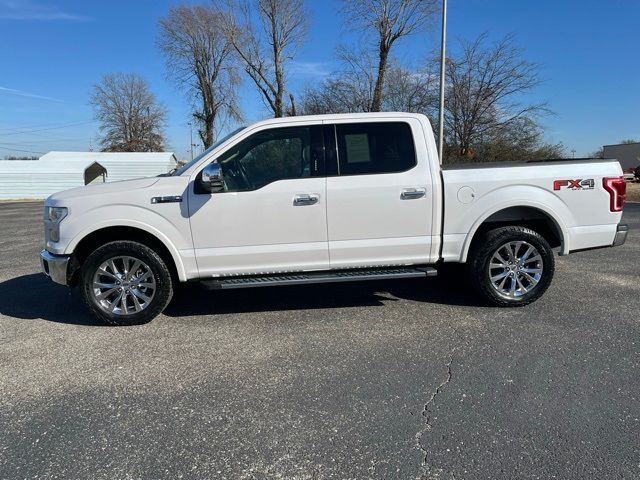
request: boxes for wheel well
[70,226,179,285]
[469,206,563,254]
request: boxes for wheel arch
[462,204,569,263]
[68,224,186,284]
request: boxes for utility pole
[188,122,194,161]
[438,0,448,165]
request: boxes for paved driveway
[1,201,638,479]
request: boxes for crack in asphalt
[415,328,460,480]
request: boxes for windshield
[169,126,247,176]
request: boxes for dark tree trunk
[199,113,215,149]
[273,58,285,117]
[371,44,390,112]
[274,91,284,117]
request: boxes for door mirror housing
[200,162,225,193]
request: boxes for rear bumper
[613,224,628,247]
[567,223,628,254]
[567,223,620,253]
[40,249,71,286]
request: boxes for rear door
[325,118,434,268]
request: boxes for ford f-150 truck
[40,113,628,325]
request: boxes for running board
[200,267,437,290]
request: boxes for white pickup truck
[40,113,628,325]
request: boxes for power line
[0,120,95,134]
[0,138,88,146]
[0,120,96,137]
[0,146,45,154]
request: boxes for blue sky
[0,0,638,160]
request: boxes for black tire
[80,241,173,326]
[468,226,555,307]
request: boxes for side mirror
[200,162,225,193]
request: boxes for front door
[325,120,434,268]
[188,125,328,277]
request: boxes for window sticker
[344,134,371,163]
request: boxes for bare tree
[342,0,438,112]
[158,5,242,149]
[300,59,436,115]
[300,47,375,114]
[470,117,564,163]
[225,0,308,117]
[382,64,437,113]
[90,73,166,152]
[443,33,550,160]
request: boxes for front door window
[216,127,312,192]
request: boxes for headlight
[44,206,68,242]
[45,206,68,223]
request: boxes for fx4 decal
[553,179,595,191]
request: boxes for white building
[0,158,107,200]
[0,152,177,200]
[39,151,177,183]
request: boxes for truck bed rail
[441,158,619,170]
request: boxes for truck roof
[249,112,430,128]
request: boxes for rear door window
[334,122,416,175]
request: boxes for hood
[46,177,160,204]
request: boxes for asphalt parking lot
[0,201,638,480]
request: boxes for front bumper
[40,249,71,286]
[613,224,628,247]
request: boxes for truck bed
[439,157,624,261]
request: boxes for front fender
[62,205,193,281]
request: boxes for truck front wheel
[468,226,555,307]
[80,241,173,325]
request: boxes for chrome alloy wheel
[488,241,543,299]
[92,256,156,315]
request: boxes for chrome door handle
[293,194,319,206]
[401,188,426,200]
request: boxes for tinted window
[216,127,312,191]
[335,122,416,175]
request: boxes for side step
[201,267,437,290]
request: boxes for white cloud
[0,0,90,21]
[0,86,62,102]
[288,61,332,78]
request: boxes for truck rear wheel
[80,241,173,325]
[468,226,555,307]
